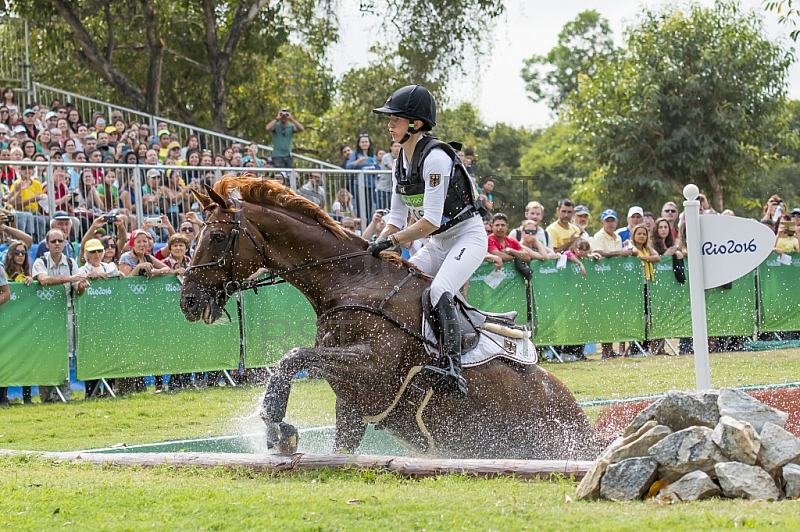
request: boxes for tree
[521,10,615,111]
[765,1,800,40]
[568,1,795,212]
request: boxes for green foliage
[521,10,616,110]
[765,0,800,40]
[568,1,795,213]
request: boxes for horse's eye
[211,232,226,243]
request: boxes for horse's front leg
[259,345,369,454]
[334,395,368,453]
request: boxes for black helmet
[373,85,436,129]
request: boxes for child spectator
[562,238,598,278]
[629,225,661,282]
[332,189,356,219]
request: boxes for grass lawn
[2,348,799,529]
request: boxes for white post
[683,184,711,390]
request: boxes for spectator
[119,229,170,277]
[165,141,182,164]
[763,195,786,229]
[362,209,387,242]
[32,228,89,402]
[161,169,187,228]
[462,148,476,177]
[134,142,148,163]
[0,148,17,185]
[7,161,47,240]
[34,130,50,153]
[0,257,10,407]
[163,233,191,275]
[266,108,304,169]
[573,205,591,239]
[100,234,121,264]
[650,217,683,259]
[74,168,104,234]
[0,211,33,249]
[1,87,17,113]
[775,223,800,253]
[141,169,165,217]
[137,123,151,145]
[562,238,594,278]
[487,212,530,262]
[340,216,357,233]
[66,109,81,135]
[590,209,634,259]
[518,220,557,261]
[297,172,326,209]
[21,108,39,140]
[79,238,123,279]
[157,130,171,162]
[643,211,655,232]
[2,239,33,404]
[180,135,200,161]
[36,212,77,260]
[630,225,660,282]
[331,188,356,219]
[339,145,352,169]
[477,178,494,212]
[546,198,582,253]
[346,133,379,214]
[377,141,400,208]
[43,165,72,217]
[616,206,643,242]
[791,208,800,232]
[79,216,127,266]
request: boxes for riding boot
[421,292,468,399]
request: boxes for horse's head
[180,185,266,324]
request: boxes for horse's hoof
[266,422,299,454]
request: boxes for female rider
[369,85,487,399]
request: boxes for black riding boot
[421,292,468,399]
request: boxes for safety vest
[395,136,487,235]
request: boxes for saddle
[422,289,519,352]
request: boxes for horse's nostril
[185,296,195,309]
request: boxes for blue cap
[601,209,617,221]
[52,211,72,220]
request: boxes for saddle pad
[423,320,538,368]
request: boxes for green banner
[75,276,239,380]
[529,256,646,345]
[0,282,69,386]
[648,257,757,339]
[758,253,800,333]
[467,262,529,325]
[241,282,317,368]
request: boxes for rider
[368,85,488,399]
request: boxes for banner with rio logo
[74,276,239,380]
[757,253,800,333]
[0,282,69,386]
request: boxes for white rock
[657,470,722,502]
[758,422,800,472]
[717,388,788,433]
[599,457,658,501]
[609,425,672,464]
[649,426,728,476]
[715,462,780,500]
[711,415,760,466]
[783,463,800,499]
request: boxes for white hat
[627,206,644,218]
[12,124,26,134]
[45,111,57,120]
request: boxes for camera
[376,209,389,217]
[3,213,14,223]
[147,216,163,226]
[104,215,117,224]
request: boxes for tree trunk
[141,0,164,116]
[705,168,725,212]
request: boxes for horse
[180,175,603,460]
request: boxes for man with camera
[0,211,33,248]
[266,108,304,169]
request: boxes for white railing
[2,160,391,241]
[31,82,339,170]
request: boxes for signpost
[682,184,776,390]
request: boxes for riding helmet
[373,85,436,130]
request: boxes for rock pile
[577,388,800,502]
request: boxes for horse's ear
[190,187,214,211]
[204,184,228,209]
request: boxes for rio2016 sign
[697,214,775,289]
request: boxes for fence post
[133,167,144,228]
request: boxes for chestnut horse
[180,175,601,460]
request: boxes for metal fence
[1,160,391,244]
[30,83,339,170]
[0,17,31,101]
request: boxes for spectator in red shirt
[487,212,531,262]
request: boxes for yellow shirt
[10,178,43,212]
[546,221,582,249]
[591,229,623,253]
[776,236,798,253]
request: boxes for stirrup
[420,359,467,400]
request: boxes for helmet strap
[400,120,419,144]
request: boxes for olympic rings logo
[129,284,148,295]
[623,262,635,271]
[571,264,582,275]
[37,289,56,301]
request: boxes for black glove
[367,238,394,257]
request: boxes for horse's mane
[214,174,347,240]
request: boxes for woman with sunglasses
[1,239,33,405]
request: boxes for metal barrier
[0,17,31,101]
[30,82,339,170]
[1,160,391,244]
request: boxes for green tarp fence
[468,258,646,345]
[0,282,69,387]
[648,257,757,339]
[757,253,800,333]
[75,277,240,380]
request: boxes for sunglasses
[180,227,194,232]
[88,249,104,254]
[104,243,117,248]
[664,209,677,213]
[12,249,27,256]
[523,229,537,234]
[49,239,65,244]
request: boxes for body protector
[395,135,488,235]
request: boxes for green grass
[2,349,800,529]
[1,455,798,531]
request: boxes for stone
[648,426,728,476]
[609,425,673,464]
[711,416,760,466]
[717,388,788,433]
[624,402,660,437]
[783,463,800,499]
[715,462,780,500]
[599,457,658,501]
[758,422,800,472]
[624,391,720,436]
[576,459,610,500]
[657,471,722,502]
